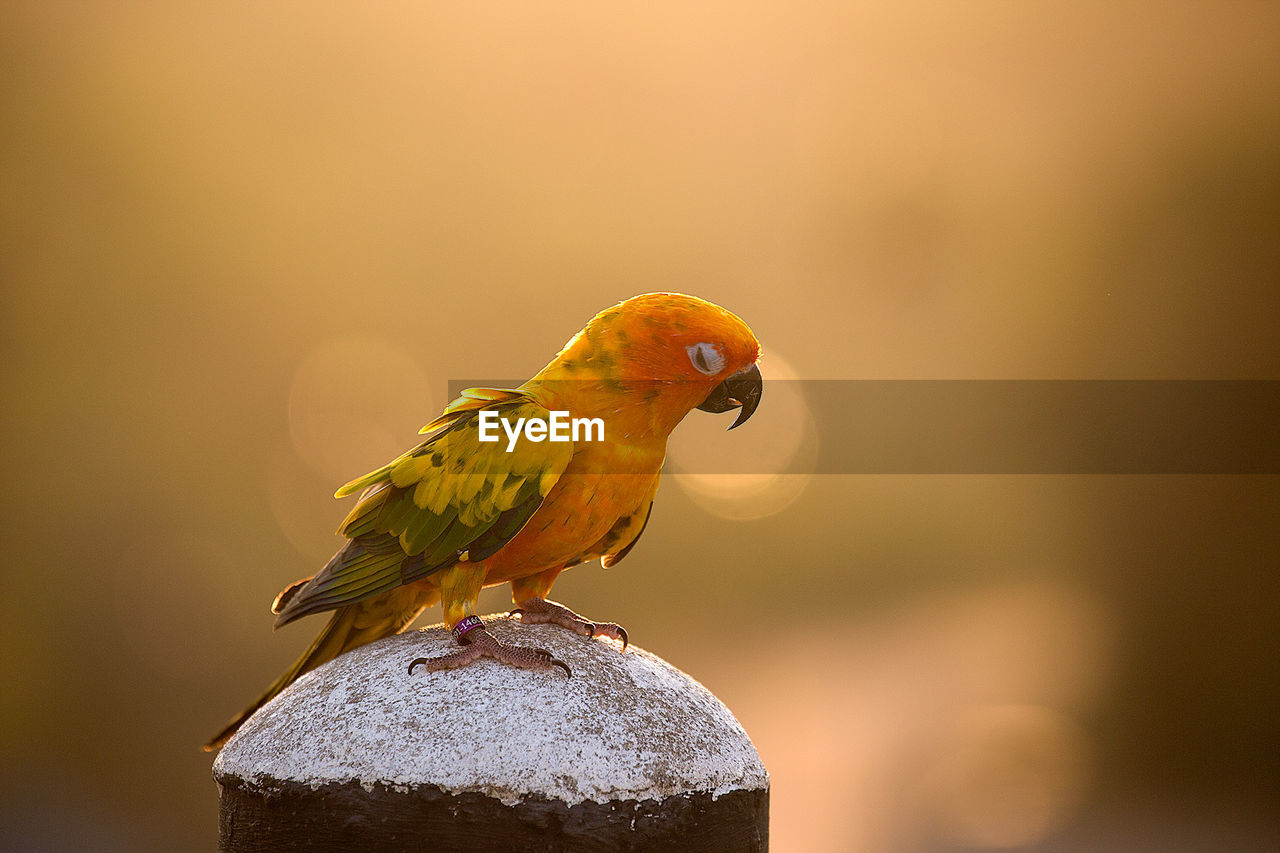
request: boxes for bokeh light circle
[924,703,1092,849]
[288,336,436,484]
[667,349,817,520]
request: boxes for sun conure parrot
[204,292,762,751]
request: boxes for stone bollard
[213,616,769,852]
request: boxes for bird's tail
[204,578,442,752]
[202,605,364,752]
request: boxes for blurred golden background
[2,2,1277,850]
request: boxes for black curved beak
[696,363,763,430]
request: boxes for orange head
[532,293,762,437]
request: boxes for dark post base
[218,776,768,853]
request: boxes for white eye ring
[685,342,726,375]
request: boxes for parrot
[204,292,762,751]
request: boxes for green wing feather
[274,389,572,626]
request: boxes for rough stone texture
[214,617,768,845]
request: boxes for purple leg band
[452,615,483,639]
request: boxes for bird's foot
[409,616,571,676]
[510,598,628,651]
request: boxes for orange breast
[478,442,663,584]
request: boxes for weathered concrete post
[213,616,768,851]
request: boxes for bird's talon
[618,627,629,652]
[551,658,571,677]
[408,657,430,674]
[584,623,596,639]
[509,608,525,619]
